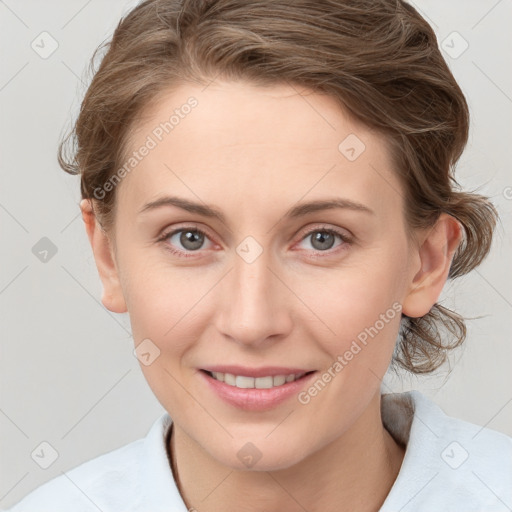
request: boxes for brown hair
[58,0,498,374]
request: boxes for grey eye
[297,229,345,252]
[170,230,206,251]
[309,231,336,251]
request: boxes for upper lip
[201,365,315,378]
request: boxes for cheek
[122,258,210,411]
[294,245,409,356]
[118,249,206,346]
[290,247,408,422]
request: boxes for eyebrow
[138,195,374,222]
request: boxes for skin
[81,79,462,512]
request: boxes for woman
[7,0,511,510]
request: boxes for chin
[205,434,312,472]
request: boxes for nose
[215,248,293,348]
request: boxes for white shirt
[5,391,512,511]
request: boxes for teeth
[255,376,274,389]
[273,375,286,386]
[235,375,254,388]
[224,373,236,386]
[212,371,224,382]
[209,371,306,389]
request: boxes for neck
[169,391,405,512]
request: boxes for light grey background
[0,0,511,508]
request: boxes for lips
[199,366,317,411]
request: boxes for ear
[402,213,462,318]
[80,199,127,313]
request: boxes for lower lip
[199,370,317,411]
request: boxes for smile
[207,371,307,389]
[199,367,317,411]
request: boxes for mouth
[202,370,314,389]
[198,367,318,411]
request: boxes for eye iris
[180,230,204,250]
[311,231,335,250]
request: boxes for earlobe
[80,199,128,314]
[402,214,462,318]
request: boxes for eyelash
[157,224,352,259]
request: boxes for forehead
[118,80,403,222]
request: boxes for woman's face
[105,80,422,470]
